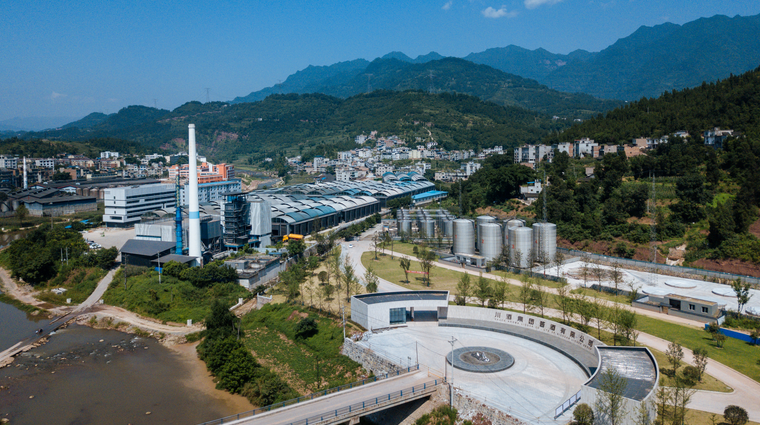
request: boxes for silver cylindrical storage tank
[479,222,502,261]
[476,216,496,250]
[453,219,475,255]
[509,226,533,269]
[504,219,524,247]
[532,222,557,263]
[399,219,411,235]
[423,220,435,238]
[443,220,454,237]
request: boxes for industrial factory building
[104,184,176,227]
[273,178,436,207]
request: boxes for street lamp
[448,336,457,408]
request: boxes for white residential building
[34,158,55,168]
[103,184,176,227]
[0,156,18,169]
[703,127,734,149]
[100,151,119,159]
[573,138,598,158]
[462,161,481,177]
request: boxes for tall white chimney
[23,157,27,190]
[188,124,202,264]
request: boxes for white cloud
[524,0,562,9]
[442,1,453,10]
[482,6,518,18]
[50,91,67,100]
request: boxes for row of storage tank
[453,217,557,269]
[396,208,456,238]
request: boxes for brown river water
[0,302,252,425]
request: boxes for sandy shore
[170,341,255,415]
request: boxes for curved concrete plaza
[358,322,588,424]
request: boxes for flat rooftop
[353,290,449,305]
[587,347,657,401]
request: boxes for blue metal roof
[412,190,448,200]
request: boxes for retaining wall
[440,305,601,374]
[432,385,530,425]
[342,338,404,376]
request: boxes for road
[344,225,760,421]
[225,371,436,425]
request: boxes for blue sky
[2,0,759,123]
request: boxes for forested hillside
[543,67,760,144]
[450,67,760,274]
[15,91,566,162]
[232,57,622,119]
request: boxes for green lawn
[647,346,731,392]
[637,315,760,383]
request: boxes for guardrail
[558,247,760,286]
[554,390,581,419]
[288,379,441,425]
[197,365,421,425]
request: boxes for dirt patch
[286,310,308,321]
[691,258,760,278]
[749,218,760,238]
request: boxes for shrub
[682,365,700,383]
[294,317,318,340]
[724,405,748,425]
[573,403,594,425]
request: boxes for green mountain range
[236,13,760,105]
[21,91,566,162]
[232,57,621,119]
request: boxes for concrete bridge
[199,371,443,425]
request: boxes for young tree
[455,273,472,306]
[419,249,436,287]
[475,273,492,307]
[731,278,753,314]
[655,386,672,424]
[692,347,708,382]
[590,298,607,340]
[364,265,379,293]
[635,399,654,425]
[318,271,328,286]
[572,294,594,332]
[492,276,509,309]
[553,250,566,280]
[665,341,684,378]
[519,274,534,314]
[532,281,547,317]
[580,254,591,288]
[513,249,523,270]
[341,260,357,301]
[555,284,573,324]
[671,377,696,425]
[610,261,625,295]
[594,367,628,425]
[399,257,412,283]
[371,232,379,260]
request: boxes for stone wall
[342,338,404,376]
[431,385,531,425]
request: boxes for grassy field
[637,315,760,383]
[103,268,250,323]
[571,287,631,304]
[646,346,731,392]
[685,409,760,425]
[35,266,106,305]
[241,303,366,395]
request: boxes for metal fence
[286,379,441,425]
[197,366,422,425]
[554,390,581,419]
[558,248,760,286]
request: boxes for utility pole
[448,336,457,408]
[416,341,419,365]
[157,252,161,285]
[205,88,210,103]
